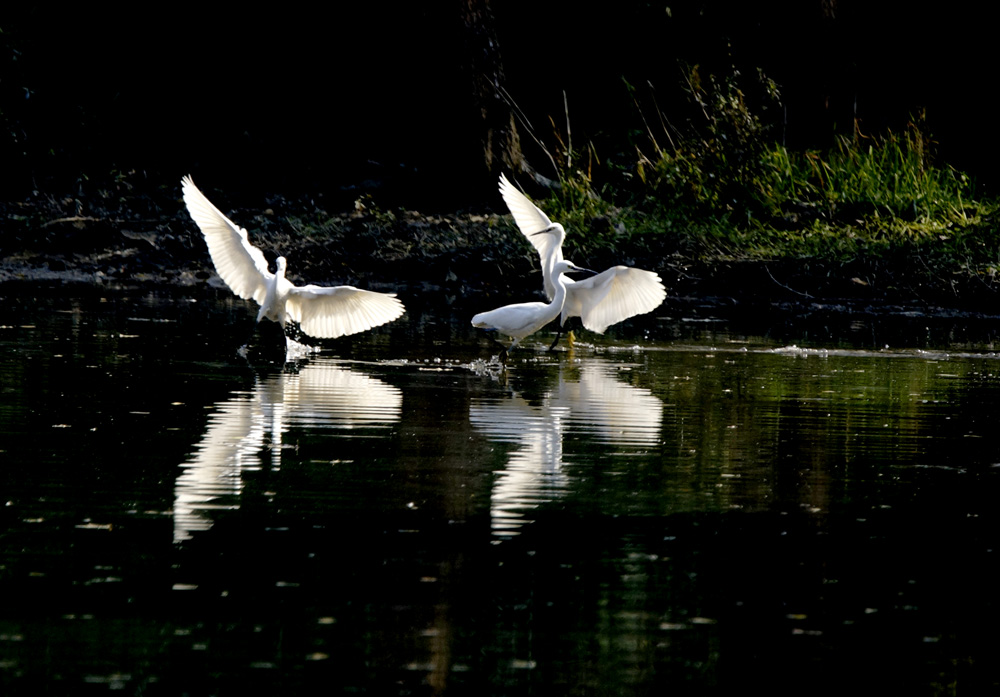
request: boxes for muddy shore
[3,188,998,323]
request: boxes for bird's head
[555,260,594,276]
[275,256,288,274]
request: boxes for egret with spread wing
[473,259,592,363]
[498,174,666,347]
[182,176,405,347]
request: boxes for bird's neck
[545,272,571,319]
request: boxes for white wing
[182,176,272,305]
[285,285,405,339]
[566,266,666,334]
[499,174,565,298]
[499,173,555,235]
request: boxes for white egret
[498,173,666,347]
[472,259,591,362]
[181,176,405,346]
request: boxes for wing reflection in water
[471,361,663,538]
[174,359,402,542]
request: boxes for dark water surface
[2,283,1000,695]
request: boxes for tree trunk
[458,0,529,178]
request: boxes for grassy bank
[3,64,999,312]
[528,67,1000,306]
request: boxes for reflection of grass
[529,66,1000,298]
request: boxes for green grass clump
[634,119,996,271]
[758,124,977,230]
[524,65,999,297]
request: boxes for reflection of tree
[471,361,662,537]
[174,359,402,542]
[649,349,999,516]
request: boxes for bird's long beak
[528,226,558,237]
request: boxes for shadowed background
[1,1,993,207]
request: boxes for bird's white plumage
[286,284,406,340]
[563,265,666,334]
[182,176,405,340]
[182,175,272,305]
[472,260,588,350]
[499,173,565,298]
[498,174,666,333]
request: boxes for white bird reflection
[471,361,663,538]
[174,359,402,542]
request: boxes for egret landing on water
[181,176,405,351]
[498,174,666,349]
[472,259,592,364]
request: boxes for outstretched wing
[182,176,272,305]
[567,266,666,334]
[499,174,565,298]
[285,285,405,339]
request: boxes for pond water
[2,282,1000,695]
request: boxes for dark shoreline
[3,190,1000,324]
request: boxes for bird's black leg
[548,326,564,351]
[479,331,509,366]
[492,337,509,365]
